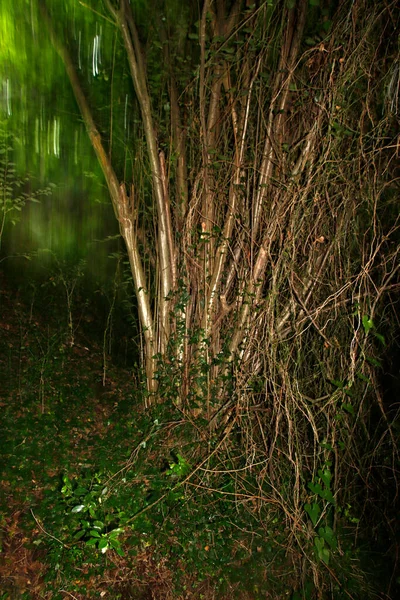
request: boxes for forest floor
[0,271,296,600]
[0,270,397,600]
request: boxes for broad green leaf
[308,481,323,496]
[98,538,108,550]
[318,525,337,550]
[85,538,98,546]
[314,536,330,564]
[89,530,101,538]
[304,502,320,526]
[320,489,335,504]
[108,527,124,539]
[317,468,332,488]
[110,538,125,556]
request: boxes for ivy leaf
[318,525,337,550]
[314,536,330,564]
[304,502,320,526]
[321,488,335,504]
[320,441,333,451]
[308,481,323,496]
[317,468,332,488]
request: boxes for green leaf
[110,538,125,556]
[320,441,333,451]
[108,528,124,539]
[317,468,332,488]
[308,481,323,496]
[373,331,386,346]
[71,504,85,513]
[366,356,382,368]
[98,538,108,551]
[342,403,354,416]
[314,536,330,564]
[357,372,370,383]
[318,525,337,550]
[89,530,101,538]
[167,453,191,477]
[331,379,344,389]
[304,502,320,526]
[320,488,335,504]
[362,315,374,333]
[305,37,316,46]
[85,538,98,546]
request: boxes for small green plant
[304,461,337,565]
[166,452,191,479]
[60,472,125,556]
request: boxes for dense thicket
[1,0,399,596]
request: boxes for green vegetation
[1,0,399,598]
[1,268,399,598]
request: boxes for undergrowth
[1,271,399,600]
[1,1,400,597]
